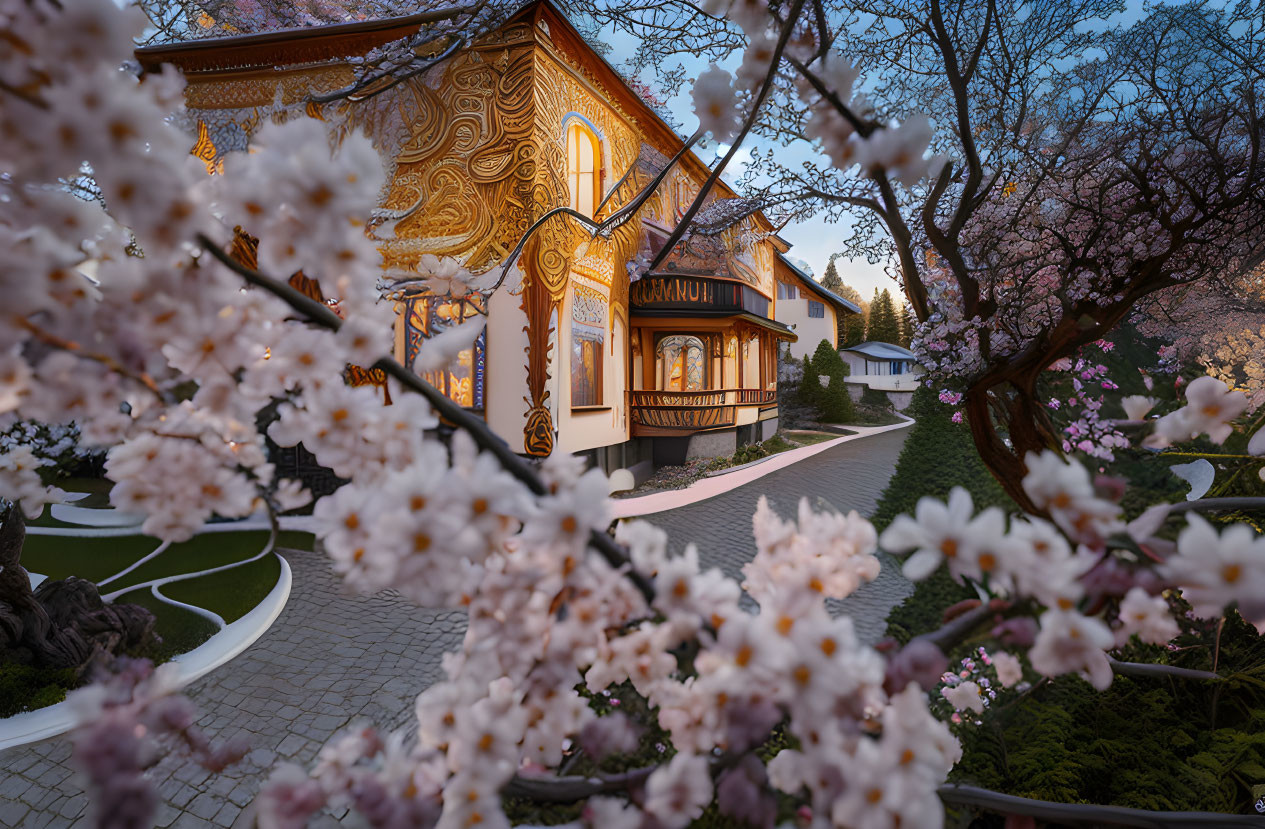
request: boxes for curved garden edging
[0,553,292,751]
[612,416,914,519]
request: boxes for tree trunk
[0,502,157,676]
[964,374,1062,515]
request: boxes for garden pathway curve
[639,427,913,644]
[0,428,909,827]
[0,551,467,828]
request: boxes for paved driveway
[0,428,909,827]
[639,427,913,644]
[0,552,466,828]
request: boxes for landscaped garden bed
[2,492,313,718]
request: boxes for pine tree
[898,303,915,348]
[820,259,843,292]
[868,289,900,344]
[821,261,867,348]
[840,306,867,347]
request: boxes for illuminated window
[571,284,606,406]
[657,335,706,392]
[567,122,600,218]
[403,294,487,408]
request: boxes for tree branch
[196,234,655,604]
[938,783,1260,826]
[1106,657,1222,683]
[645,0,807,273]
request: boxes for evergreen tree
[820,259,843,292]
[809,339,856,423]
[868,289,900,344]
[898,303,915,348]
[840,307,867,347]
[823,266,867,347]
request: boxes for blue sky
[599,1,1157,300]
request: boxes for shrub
[799,340,856,423]
[878,385,1016,643]
[731,443,770,466]
[0,662,77,718]
[860,384,891,410]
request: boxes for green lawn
[20,533,162,583]
[838,411,904,426]
[101,530,275,594]
[114,587,221,663]
[783,429,847,445]
[19,527,313,665]
[162,552,283,624]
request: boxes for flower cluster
[68,659,249,828]
[935,646,1026,724]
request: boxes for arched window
[566,122,600,218]
[657,335,706,392]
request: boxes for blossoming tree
[3,0,1265,828]
[712,0,1265,508]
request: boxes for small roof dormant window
[567,121,600,219]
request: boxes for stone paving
[0,428,910,827]
[639,427,913,644]
[0,551,466,828]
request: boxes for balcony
[629,389,776,437]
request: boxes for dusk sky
[603,1,1156,300]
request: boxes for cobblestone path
[0,427,909,827]
[640,427,913,644]
[0,551,466,828]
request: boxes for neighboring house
[772,254,862,360]
[840,342,925,390]
[138,0,801,478]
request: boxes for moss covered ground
[876,382,1265,816]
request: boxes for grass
[837,409,904,427]
[7,517,312,717]
[20,533,163,583]
[782,429,844,445]
[102,530,275,594]
[115,587,221,663]
[162,552,282,624]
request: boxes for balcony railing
[629,388,776,436]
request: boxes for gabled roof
[775,254,862,315]
[135,0,779,240]
[844,341,917,361]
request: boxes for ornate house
[772,254,861,361]
[138,0,802,480]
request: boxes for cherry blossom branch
[911,600,1004,651]
[1163,497,1265,514]
[449,129,705,297]
[644,0,807,274]
[503,748,747,803]
[195,234,656,604]
[1106,656,1222,683]
[936,783,1261,825]
[502,765,655,802]
[16,318,165,399]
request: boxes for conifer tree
[868,289,901,344]
[898,304,915,348]
[820,259,843,292]
[822,261,867,347]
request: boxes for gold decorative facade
[140,0,795,467]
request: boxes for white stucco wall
[776,297,837,361]
[485,288,532,451]
[553,285,630,456]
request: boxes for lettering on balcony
[631,276,714,307]
[630,275,771,317]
